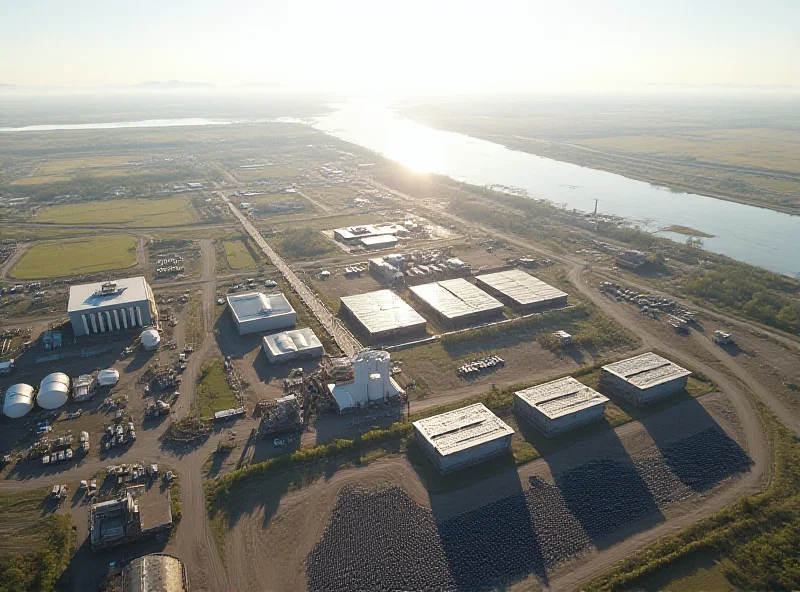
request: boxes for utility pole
[593,199,599,217]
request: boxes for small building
[140,329,161,351]
[409,279,503,328]
[73,374,97,401]
[413,403,514,474]
[113,553,189,592]
[90,487,172,551]
[600,352,691,406]
[515,377,609,437]
[333,224,403,245]
[340,290,426,344]
[360,235,398,250]
[475,269,568,312]
[227,292,296,336]
[615,250,647,269]
[68,277,158,337]
[328,350,403,412]
[262,328,324,364]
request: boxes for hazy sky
[2,0,799,93]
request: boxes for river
[2,104,797,276]
[310,101,800,278]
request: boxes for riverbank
[397,101,800,217]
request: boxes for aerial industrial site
[1,37,800,590]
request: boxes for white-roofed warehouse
[413,403,514,474]
[475,269,568,312]
[409,278,504,328]
[68,277,158,337]
[515,377,609,437]
[262,328,324,364]
[600,352,691,406]
[227,292,296,335]
[340,290,426,344]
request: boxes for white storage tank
[37,372,70,409]
[141,329,161,351]
[3,384,35,418]
[368,373,383,402]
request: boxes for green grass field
[35,196,198,227]
[235,166,300,182]
[0,488,54,558]
[11,234,138,279]
[197,359,239,420]
[222,239,258,269]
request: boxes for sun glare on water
[382,119,443,173]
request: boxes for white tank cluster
[37,372,70,409]
[328,350,402,411]
[140,328,161,351]
[3,383,35,418]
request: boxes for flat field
[222,239,258,270]
[0,488,57,558]
[35,195,198,227]
[235,166,300,182]
[197,359,239,420]
[11,234,138,279]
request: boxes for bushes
[277,228,336,260]
[0,514,72,592]
[679,262,800,333]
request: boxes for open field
[35,195,198,227]
[10,234,138,279]
[197,359,239,420]
[222,239,258,270]
[0,488,53,558]
[234,166,301,182]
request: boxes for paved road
[220,193,363,357]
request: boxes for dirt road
[0,241,30,279]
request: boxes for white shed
[37,372,71,409]
[3,384,35,418]
[97,369,120,387]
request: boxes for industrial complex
[89,486,173,551]
[515,377,609,437]
[409,278,504,328]
[262,328,324,364]
[68,277,158,337]
[327,349,403,412]
[600,352,692,406]
[413,403,514,474]
[339,290,427,343]
[476,269,568,312]
[227,292,296,335]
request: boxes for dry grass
[36,196,198,227]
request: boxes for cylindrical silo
[368,373,383,402]
[37,373,70,409]
[3,384,35,418]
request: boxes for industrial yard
[1,105,798,592]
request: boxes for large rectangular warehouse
[340,290,426,343]
[409,279,504,328]
[227,292,296,336]
[413,403,514,474]
[68,277,158,337]
[515,377,609,437]
[600,352,691,406]
[262,328,324,363]
[476,269,568,312]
